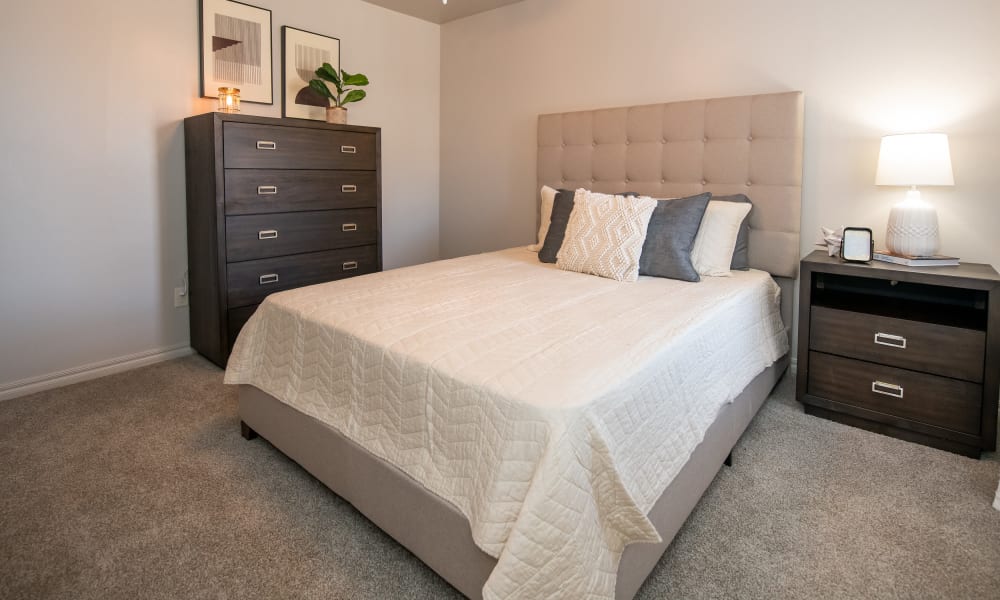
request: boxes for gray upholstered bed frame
[238,91,804,599]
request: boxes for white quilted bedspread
[225,248,788,599]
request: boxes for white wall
[439,0,1000,273]
[5,0,999,396]
[0,0,439,394]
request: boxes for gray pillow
[712,194,752,270]
[538,189,575,263]
[638,193,712,281]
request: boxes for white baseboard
[0,344,194,402]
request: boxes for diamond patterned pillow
[556,189,658,282]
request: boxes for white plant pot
[326,106,347,125]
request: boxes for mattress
[224,247,789,599]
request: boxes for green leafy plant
[308,63,369,108]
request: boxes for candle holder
[218,87,241,113]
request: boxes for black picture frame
[281,26,341,121]
[199,0,273,105]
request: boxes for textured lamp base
[885,191,940,257]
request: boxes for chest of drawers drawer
[225,208,378,262]
[227,304,259,352]
[225,170,377,215]
[226,245,379,308]
[810,306,985,382]
[223,123,376,170]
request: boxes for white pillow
[528,185,559,251]
[691,200,753,277]
[556,190,657,282]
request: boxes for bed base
[237,355,787,599]
[240,421,257,440]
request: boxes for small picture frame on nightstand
[840,227,874,263]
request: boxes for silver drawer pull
[874,332,907,349]
[341,145,357,154]
[256,140,277,150]
[342,261,358,271]
[871,381,904,399]
[259,273,279,285]
[258,229,278,240]
[257,185,278,195]
[342,223,358,232]
[341,184,357,193]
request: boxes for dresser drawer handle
[871,380,904,399]
[259,273,279,285]
[874,332,907,349]
[256,140,277,150]
[342,261,358,271]
[341,145,357,154]
[257,185,278,195]
[342,223,358,232]
[341,184,357,193]
[258,229,278,240]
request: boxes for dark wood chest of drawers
[796,251,999,457]
[184,113,381,367]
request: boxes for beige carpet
[1,355,998,599]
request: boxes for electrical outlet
[174,287,189,308]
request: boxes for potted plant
[309,63,369,124]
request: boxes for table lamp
[875,133,954,257]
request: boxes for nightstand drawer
[226,245,378,308]
[225,209,377,262]
[224,123,376,170]
[807,352,982,435]
[225,170,377,215]
[810,306,985,382]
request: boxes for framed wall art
[282,26,341,121]
[200,0,273,104]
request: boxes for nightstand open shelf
[796,251,1000,458]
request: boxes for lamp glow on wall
[875,133,954,257]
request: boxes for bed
[225,91,804,599]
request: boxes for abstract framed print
[200,0,273,104]
[282,27,341,121]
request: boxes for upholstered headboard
[537,91,804,280]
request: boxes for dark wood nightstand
[796,250,1000,457]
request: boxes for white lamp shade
[875,133,954,186]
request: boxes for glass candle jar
[218,87,241,113]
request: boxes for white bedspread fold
[225,248,788,599]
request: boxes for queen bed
[225,91,804,599]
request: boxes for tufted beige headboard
[537,91,804,280]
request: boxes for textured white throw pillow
[556,189,657,282]
[691,200,753,277]
[528,185,559,251]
